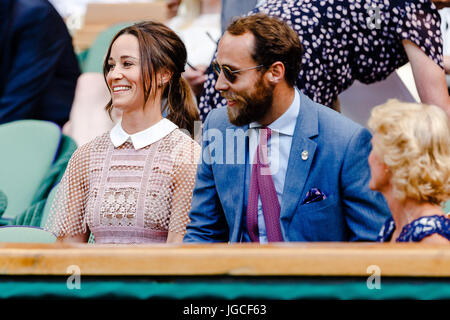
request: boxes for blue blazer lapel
[280,93,319,238]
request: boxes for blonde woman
[368,99,450,243]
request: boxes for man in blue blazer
[0,0,80,127]
[184,13,391,243]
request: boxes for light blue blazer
[184,92,391,242]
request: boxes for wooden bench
[72,2,167,52]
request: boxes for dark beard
[226,78,274,127]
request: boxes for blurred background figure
[168,0,221,98]
[166,0,182,19]
[368,100,450,243]
[0,0,80,128]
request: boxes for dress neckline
[378,214,450,242]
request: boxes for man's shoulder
[302,93,369,140]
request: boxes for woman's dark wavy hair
[103,21,199,136]
[226,13,303,87]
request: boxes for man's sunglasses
[212,61,265,83]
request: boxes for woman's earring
[158,79,163,88]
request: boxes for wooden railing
[72,1,450,52]
[1,242,449,277]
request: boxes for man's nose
[214,71,229,92]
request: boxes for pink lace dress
[45,119,201,244]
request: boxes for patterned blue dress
[198,0,444,120]
[377,215,450,242]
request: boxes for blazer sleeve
[183,111,229,242]
[0,3,72,122]
[340,127,391,241]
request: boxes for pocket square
[302,188,327,204]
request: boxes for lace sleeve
[44,143,90,238]
[168,137,201,236]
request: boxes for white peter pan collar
[110,118,178,150]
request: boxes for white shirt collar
[110,118,178,150]
[249,88,300,136]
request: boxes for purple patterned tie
[247,127,283,242]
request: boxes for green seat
[0,190,7,216]
[82,22,133,73]
[0,226,56,243]
[0,120,61,223]
[40,184,59,228]
[9,135,77,227]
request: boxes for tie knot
[259,127,272,143]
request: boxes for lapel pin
[301,150,309,161]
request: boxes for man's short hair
[226,13,303,87]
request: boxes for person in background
[368,100,450,243]
[45,21,201,244]
[198,0,450,120]
[166,0,182,19]
[168,0,222,98]
[0,0,80,127]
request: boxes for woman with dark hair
[45,21,201,244]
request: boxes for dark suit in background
[0,0,80,127]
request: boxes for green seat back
[40,184,59,228]
[0,120,61,221]
[0,226,56,243]
[0,190,6,216]
[82,22,133,73]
